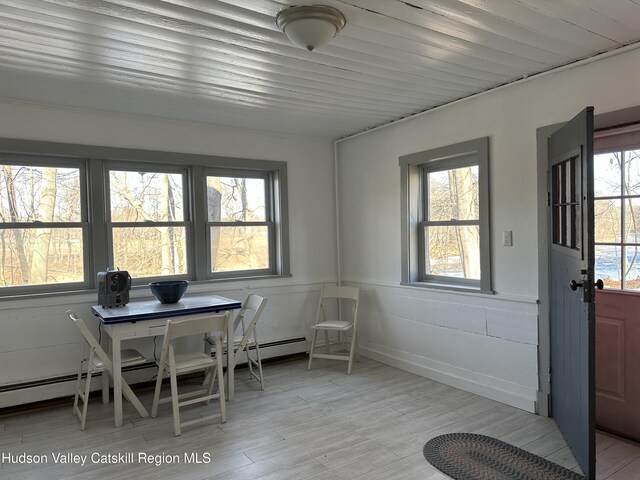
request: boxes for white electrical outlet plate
[503,230,513,247]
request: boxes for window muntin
[206,173,274,276]
[0,161,87,289]
[400,137,490,292]
[106,167,189,280]
[594,148,640,291]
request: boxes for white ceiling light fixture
[276,5,346,51]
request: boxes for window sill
[401,281,494,296]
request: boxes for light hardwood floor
[1,356,639,479]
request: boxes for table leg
[227,317,235,401]
[112,334,123,428]
[100,333,110,404]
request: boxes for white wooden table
[92,294,242,428]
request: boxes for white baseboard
[1,338,307,409]
[360,345,537,413]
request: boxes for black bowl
[149,280,188,304]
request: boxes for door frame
[536,105,640,417]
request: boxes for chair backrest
[165,312,230,342]
[67,310,113,371]
[315,285,360,325]
[233,294,268,334]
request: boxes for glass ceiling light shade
[276,5,346,51]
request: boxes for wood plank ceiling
[1,0,640,138]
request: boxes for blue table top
[92,294,242,324]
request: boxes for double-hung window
[106,165,189,280]
[205,171,274,277]
[0,139,290,296]
[0,156,88,291]
[400,137,491,292]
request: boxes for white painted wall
[0,102,336,405]
[337,46,640,412]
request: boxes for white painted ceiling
[1,0,640,139]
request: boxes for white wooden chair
[151,312,230,436]
[307,285,360,374]
[204,294,268,391]
[67,310,147,431]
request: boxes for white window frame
[399,137,492,293]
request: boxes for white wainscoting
[0,281,324,408]
[352,282,539,412]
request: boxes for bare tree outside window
[0,164,84,287]
[109,169,187,278]
[424,166,480,280]
[594,149,640,290]
[206,175,270,273]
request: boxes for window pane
[425,225,480,279]
[0,228,84,287]
[206,176,266,222]
[623,198,640,243]
[428,166,479,221]
[624,149,640,196]
[0,165,81,223]
[210,226,269,272]
[595,199,621,243]
[112,226,186,277]
[595,245,621,289]
[594,152,621,197]
[110,170,184,222]
[624,245,640,291]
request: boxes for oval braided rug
[423,433,584,480]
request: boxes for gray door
[549,107,595,479]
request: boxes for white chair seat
[312,321,352,331]
[308,285,360,374]
[92,349,146,370]
[163,352,213,373]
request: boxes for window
[206,172,274,276]
[0,139,290,295]
[107,166,189,279]
[594,143,640,290]
[400,137,491,292]
[0,157,88,291]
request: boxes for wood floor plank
[7,355,636,480]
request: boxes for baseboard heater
[0,337,307,409]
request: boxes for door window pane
[623,198,640,243]
[594,153,622,197]
[624,245,640,291]
[112,226,187,278]
[624,149,640,196]
[110,170,184,222]
[595,199,621,243]
[595,245,622,289]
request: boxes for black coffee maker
[97,268,131,307]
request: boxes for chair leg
[216,351,226,423]
[169,366,181,436]
[79,352,95,431]
[254,339,264,390]
[151,363,165,418]
[347,330,358,375]
[308,329,318,370]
